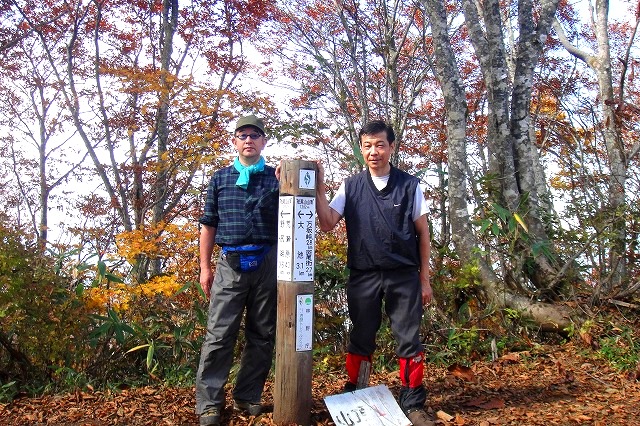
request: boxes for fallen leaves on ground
[1,343,639,425]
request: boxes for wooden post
[273,160,317,426]
[357,361,371,389]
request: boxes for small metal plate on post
[324,385,411,426]
[299,168,316,190]
[295,294,313,352]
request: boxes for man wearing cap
[196,115,279,425]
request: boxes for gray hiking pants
[195,248,277,414]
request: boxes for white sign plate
[295,294,314,351]
[299,168,316,190]
[293,196,315,282]
[277,195,294,281]
[324,385,411,426]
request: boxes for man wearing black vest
[316,120,434,426]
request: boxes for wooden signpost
[273,159,317,426]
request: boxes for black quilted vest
[343,166,420,270]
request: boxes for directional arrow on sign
[297,210,314,219]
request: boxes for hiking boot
[199,408,221,426]
[233,399,262,416]
[342,382,357,393]
[406,408,435,426]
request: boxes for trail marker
[273,159,317,425]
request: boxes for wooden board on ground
[324,384,411,426]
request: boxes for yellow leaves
[549,168,582,191]
[84,285,130,312]
[315,230,347,263]
[116,229,159,263]
[83,275,181,314]
[550,175,572,190]
[85,221,198,313]
[158,151,171,163]
[137,275,181,297]
[116,222,198,265]
[513,213,528,233]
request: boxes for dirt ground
[2,343,639,425]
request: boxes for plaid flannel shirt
[199,164,279,246]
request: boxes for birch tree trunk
[423,0,572,332]
[460,0,578,295]
[149,0,179,277]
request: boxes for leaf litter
[1,343,639,425]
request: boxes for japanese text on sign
[277,196,294,280]
[293,196,315,281]
[277,195,315,282]
[296,294,313,351]
[324,385,411,426]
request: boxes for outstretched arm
[315,161,342,231]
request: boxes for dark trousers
[346,268,423,357]
[346,267,426,410]
[195,248,277,414]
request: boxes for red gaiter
[399,352,424,388]
[345,353,372,385]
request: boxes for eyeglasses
[235,133,262,140]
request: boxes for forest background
[1,0,640,410]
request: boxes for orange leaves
[116,221,198,266]
[533,94,566,120]
[98,64,173,95]
[448,363,476,382]
[83,271,183,313]
[116,228,160,263]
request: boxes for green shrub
[597,325,640,372]
[0,219,93,399]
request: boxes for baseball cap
[235,114,265,135]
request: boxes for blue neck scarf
[234,156,265,189]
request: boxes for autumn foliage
[1,0,640,411]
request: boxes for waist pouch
[222,244,271,272]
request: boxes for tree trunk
[149,0,179,277]
[424,0,573,332]
[461,0,578,294]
